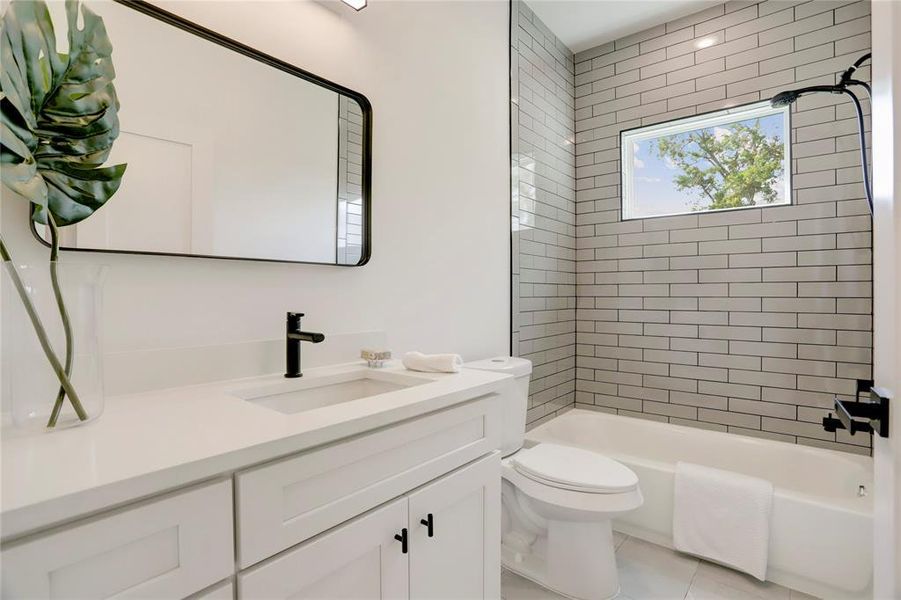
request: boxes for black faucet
[285,312,325,378]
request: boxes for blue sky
[629,113,785,218]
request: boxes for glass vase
[2,262,107,431]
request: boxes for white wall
[871,0,901,595]
[0,0,510,386]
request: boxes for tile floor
[500,532,818,600]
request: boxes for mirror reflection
[35,0,370,265]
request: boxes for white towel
[673,462,774,580]
[402,351,463,373]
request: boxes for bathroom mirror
[32,0,371,266]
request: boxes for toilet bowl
[501,443,643,600]
[465,357,643,600]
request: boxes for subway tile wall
[511,1,577,426]
[337,96,364,265]
[572,0,872,454]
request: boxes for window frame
[619,101,792,221]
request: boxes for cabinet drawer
[1,480,234,599]
[236,394,500,567]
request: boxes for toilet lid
[511,443,638,494]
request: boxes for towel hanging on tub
[673,461,774,580]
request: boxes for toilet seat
[511,443,638,494]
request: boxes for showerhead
[770,90,799,108]
[769,84,842,108]
[767,51,873,219]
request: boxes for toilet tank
[464,357,532,457]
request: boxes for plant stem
[0,234,88,423]
[46,215,79,427]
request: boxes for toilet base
[501,518,621,600]
[548,519,620,599]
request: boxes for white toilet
[466,357,643,600]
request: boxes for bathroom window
[620,102,791,220]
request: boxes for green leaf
[39,162,125,225]
[1,0,125,225]
[653,118,784,212]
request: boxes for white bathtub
[526,409,873,599]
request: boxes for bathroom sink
[230,370,429,415]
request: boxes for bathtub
[526,409,873,599]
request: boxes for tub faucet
[285,312,325,378]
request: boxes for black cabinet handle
[394,528,408,553]
[420,513,434,538]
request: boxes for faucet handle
[287,312,305,330]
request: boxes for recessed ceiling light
[695,36,717,49]
[341,0,367,10]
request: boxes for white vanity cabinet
[1,392,503,600]
[239,453,500,600]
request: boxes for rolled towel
[402,351,463,373]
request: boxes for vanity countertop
[1,361,510,541]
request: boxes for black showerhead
[770,90,799,108]
[767,52,873,219]
[769,84,842,108]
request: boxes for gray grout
[514,0,874,455]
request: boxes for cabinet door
[238,498,408,600]
[408,453,501,600]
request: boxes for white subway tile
[699,324,764,343]
[700,239,763,255]
[759,11,834,46]
[762,266,836,281]
[695,5,759,37]
[560,0,871,453]
[729,368,796,389]
[795,17,869,51]
[699,297,762,311]
[700,352,761,370]
[671,390,728,410]
[729,221,797,239]
[640,53,695,79]
[759,43,834,75]
[698,380,761,400]
[673,337,729,353]
[729,282,797,297]
[729,397,796,419]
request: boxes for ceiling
[527,0,721,54]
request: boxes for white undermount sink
[229,369,430,415]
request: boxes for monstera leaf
[1,0,126,226]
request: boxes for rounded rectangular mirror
[32,0,371,266]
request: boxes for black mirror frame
[30,0,372,267]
